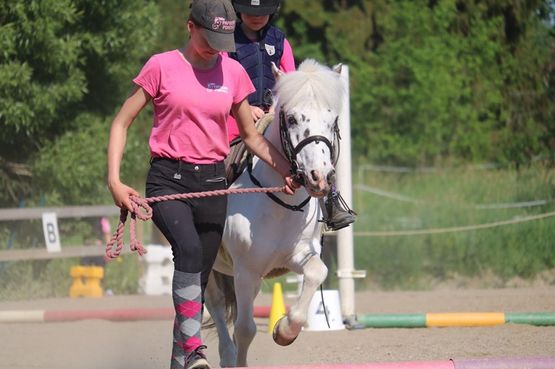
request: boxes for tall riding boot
[321,190,357,231]
[171,270,210,369]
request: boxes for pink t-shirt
[225,38,295,142]
[133,50,255,163]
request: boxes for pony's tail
[203,270,237,329]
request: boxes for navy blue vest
[229,25,285,109]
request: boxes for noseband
[278,110,341,184]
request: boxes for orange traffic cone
[268,282,286,333]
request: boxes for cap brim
[234,4,277,16]
[201,28,235,52]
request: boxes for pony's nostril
[310,170,320,182]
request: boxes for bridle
[278,109,341,185]
[247,108,341,212]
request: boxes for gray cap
[190,0,237,52]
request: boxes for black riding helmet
[232,0,280,16]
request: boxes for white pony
[205,59,345,367]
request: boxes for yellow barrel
[69,265,104,298]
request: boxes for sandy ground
[0,287,554,369]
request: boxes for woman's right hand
[282,175,301,195]
[108,181,140,213]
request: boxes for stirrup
[322,192,357,231]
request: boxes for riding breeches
[145,158,228,292]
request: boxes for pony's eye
[287,116,297,125]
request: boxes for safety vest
[229,25,285,109]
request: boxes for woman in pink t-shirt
[106,1,298,368]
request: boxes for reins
[104,186,285,261]
[247,158,311,212]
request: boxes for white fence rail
[0,205,123,262]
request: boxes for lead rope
[104,186,285,261]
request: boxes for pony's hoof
[272,316,298,346]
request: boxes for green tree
[0,0,160,206]
[278,0,555,166]
[156,0,188,52]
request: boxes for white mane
[274,59,344,113]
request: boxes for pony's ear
[271,62,284,80]
[332,63,343,74]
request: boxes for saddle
[224,113,274,186]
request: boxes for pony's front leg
[233,267,262,367]
[204,272,236,367]
[273,255,328,346]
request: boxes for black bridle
[247,109,341,212]
[279,110,341,185]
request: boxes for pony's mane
[274,59,344,113]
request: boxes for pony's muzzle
[305,170,330,197]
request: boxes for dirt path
[0,287,554,369]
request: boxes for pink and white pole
[236,361,455,369]
[232,357,555,369]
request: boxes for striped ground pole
[358,312,555,328]
[454,357,555,369]
[2,308,555,327]
[235,362,455,369]
[231,357,555,369]
[0,305,275,323]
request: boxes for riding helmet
[232,0,280,16]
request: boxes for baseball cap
[233,0,280,16]
[190,0,237,52]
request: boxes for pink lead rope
[104,186,285,260]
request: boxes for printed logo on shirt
[251,0,260,5]
[265,44,275,56]
[207,82,229,93]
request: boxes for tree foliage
[0,0,160,206]
[0,0,554,208]
[277,0,555,166]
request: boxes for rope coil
[104,186,285,260]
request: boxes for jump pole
[0,305,277,323]
[358,312,555,328]
[234,361,455,369]
[232,357,555,369]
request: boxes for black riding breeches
[145,158,227,292]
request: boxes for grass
[352,163,555,289]
[1,163,554,300]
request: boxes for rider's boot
[320,190,357,231]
